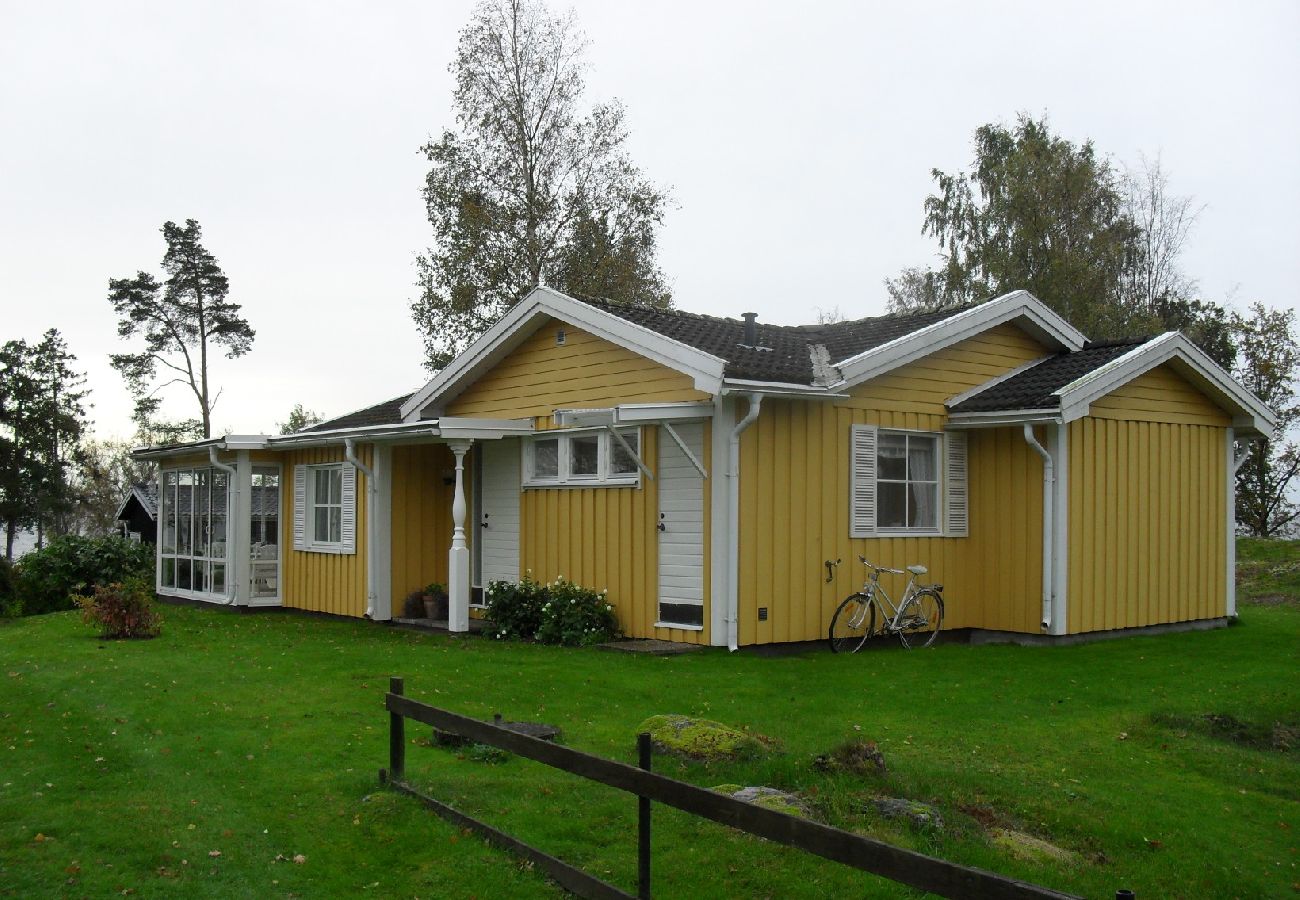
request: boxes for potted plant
[423,582,448,619]
[402,590,426,620]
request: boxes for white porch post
[232,450,253,606]
[448,440,472,632]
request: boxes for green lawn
[2,548,1297,899]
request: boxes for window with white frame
[525,428,641,487]
[850,426,967,537]
[293,463,356,553]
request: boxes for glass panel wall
[158,465,232,599]
[250,466,280,600]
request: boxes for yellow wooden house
[136,287,1274,648]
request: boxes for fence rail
[382,676,1086,900]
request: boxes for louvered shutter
[293,465,307,549]
[340,464,357,554]
[850,424,878,538]
[945,431,969,537]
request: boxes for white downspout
[207,446,238,606]
[727,393,763,652]
[345,438,379,619]
[1022,425,1054,632]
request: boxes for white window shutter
[340,464,357,554]
[850,424,878,538]
[293,465,307,549]
[945,431,969,537]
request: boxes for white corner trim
[399,286,728,421]
[833,291,1087,389]
[945,355,1054,409]
[1055,332,1277,435]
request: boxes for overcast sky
[3,0,1298,441]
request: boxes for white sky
[3,0,1298,441]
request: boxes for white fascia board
[1056,332,1277,435]
[268,421,439,446]
[131,437,226,461]
[437,417,535,440]
[945,409,1062,428]
[221,435,271,449]
[399,286,727,421]
[615,402,716,422]
[945,355,1054,409]
[720,379,849,399]
[554,408,617,427]
[834,291,1086,389]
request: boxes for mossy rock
[871,796,944,831]
[990,828,1078,864]
[637,714,765,761]
[717,785,815,819]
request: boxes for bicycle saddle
[907,564,928,576]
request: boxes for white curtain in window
[908,437,936,527]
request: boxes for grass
[0,545,1296,898]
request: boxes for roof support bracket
[660,422,708,478]
[605,425,654,481]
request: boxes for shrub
[402,591,426,618]
[536,577,618,646]
[15,535,155,617]
[0,556,18,618]
[73,579,162,639]
[485,574,619,646]
[484,575,548,640]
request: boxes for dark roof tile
[950,339,1148,413]
[300,393,414,433]
[580,298,974,385]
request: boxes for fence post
[389,676,405,781]
[1115,891,1135,899]
[638,731,652,899]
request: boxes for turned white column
[447,440,472,633]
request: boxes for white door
[477,439,521,592]
[657,423,706,628]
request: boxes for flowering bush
[484,574,548,640]
[73,579,162,639]
[485,574,619,646]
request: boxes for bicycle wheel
[829,593,875,654]
[896,589,944,649]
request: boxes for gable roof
[948,332,1277,436]
[115,481,159,522]
[300,393,414,434]
[579,296,973,385]
[400,286,1086,420]
[950,340,1147,413]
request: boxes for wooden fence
[381,676,1092,899]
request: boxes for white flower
[606,604,613,611]
[570,598,576,605]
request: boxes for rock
[813,737,887,776]
[498,721,562,742]
[872,797,945,831]
[717,785,814,819]
[637,715,765,761]
[431,727,471,748]
[990,828,1078,864]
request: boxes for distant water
[7,529,37,559]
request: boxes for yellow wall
[737,323,1051,644]
[281,445,370,618]
[389,444,456,612]
[1067,366,1230,632]
[445,317,710,419]
[1089,363,1231,427]
[517,426,710,645]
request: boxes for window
[158,465,230,597]
[876,432,938,531]
[293,463,356,553]
[850,426,967,537]
[525,428,641,487]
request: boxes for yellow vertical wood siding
[737,323,1051,644]
[389,444,455,610]
[445,318,710,418]
[517,427,710,644]
[281,445,370,618]
[1068,365,1229,632]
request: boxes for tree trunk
[5,519,14,561]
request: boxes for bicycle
[828,556,945,652]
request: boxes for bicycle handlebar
[857,555,904,575]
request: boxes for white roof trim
[1055,332,1277,435]
[114,483,156,523]
[554,402,716,427]
[399,286,728,422]
[720,378,849,399]
[833,291,1087,390]
[945,355,1054,409]
[946,409,1061,428]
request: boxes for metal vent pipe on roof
[742,312,757,346]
